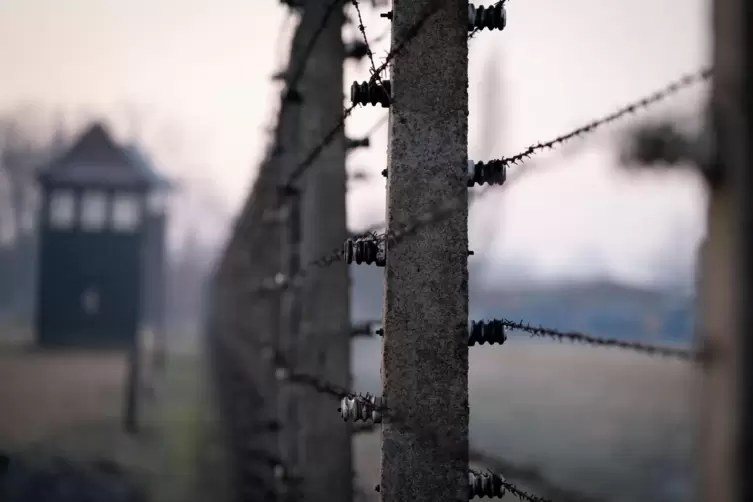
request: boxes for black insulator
[351,80,391,107]
[468,160,506,187]
[468,320,507,346]
[468,3,507,31]
[468,470,507,498]
[343,236,385,266]
[339,394,383,422]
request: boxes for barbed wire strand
[213,332,444,472]
[499,317,701,361]
[216,319,469,457]
[500,478,555,502]
[469,449,601,502]
[493,68,711,169]
[218,313,559,502]
[218,9,708,502]
[341,308,702,363]
[247,64,713,300]
[215,319,363,401]
[208,336,292,496]
[350,0,383,85]
[285,0,445,188]
[375,470,553,502]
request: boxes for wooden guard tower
[35,123,171,348]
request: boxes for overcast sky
[0,0,711,288]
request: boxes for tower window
[80,190,108,232]
[112,193,142,232]
[48,190,75,230]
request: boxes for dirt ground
[352,338,696,502]
[0,344,128,449]
[0,335,228,502]
[0,333,695,502]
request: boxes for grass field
[353,337,696,502]
[0,332,695,502]
[0,335,229,502]
[0,343,131,449]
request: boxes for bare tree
[0,109,71,321]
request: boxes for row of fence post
[206,1,352,501]
[204,0,753,500]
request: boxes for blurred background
[0,0,710,501]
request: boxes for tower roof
[38,122,171,190]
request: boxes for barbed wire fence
[204,1,715,502]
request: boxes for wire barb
[493,68,711,169]
[350,0,383,84]
[498,317,701,360]
[286,370,353,399]
[498,480,554,502]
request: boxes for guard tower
[35,123,172,348]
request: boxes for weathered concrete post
[295,1,353,502]
[274,24,307,490]
[381,0,470,501]
[698,0,753,500]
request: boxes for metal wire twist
[247,65,712,303]
[498,317,701,361]
[492,68,711,170]
[350,0,383,85]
